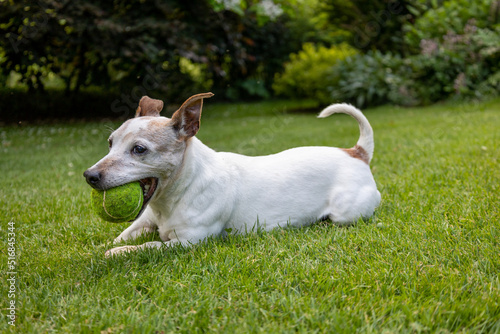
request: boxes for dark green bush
[405,23,500,104]
[404,0,495,53]
[0,90,137,124]
[328,51,415,108]
[279,22,500,108]
[401,0,500,103]
[272,0,500,108]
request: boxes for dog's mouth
[132,177,158,221]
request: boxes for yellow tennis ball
[90,182,143,223]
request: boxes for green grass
[1,98,499,333]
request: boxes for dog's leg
[113,214,157,244]
[105,240,181,257]
[328,186,381,224]
[105,221,225,257]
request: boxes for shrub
[400,0,500,103]
[472,26,500,98]
[272,1,500,108]
[327,20,500,108]
[272,43,357,104]
[404,0,495,53]
[406,22,500,104]
[327,51,417,108]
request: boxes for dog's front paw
[105,245,138,258]
[112,236,125,245]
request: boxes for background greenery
[1,0,499,122]
[1,98,499,332]
[276,0,500,107]
[1,1,499,331]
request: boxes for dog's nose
[84,169,102,187]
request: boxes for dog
[83,93,381,256]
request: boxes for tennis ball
[90,182,143,223]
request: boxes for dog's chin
[130,177,159,222]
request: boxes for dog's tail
[317,103,375,163]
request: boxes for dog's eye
[132,145,147,154]
[108,139,113,148]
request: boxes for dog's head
[83,93,214,217]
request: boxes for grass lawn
[1,97,499,333]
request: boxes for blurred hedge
[0,0,309,115]
[0,90,133,124]
[274,1,500,108]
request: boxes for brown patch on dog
[141,118,173,140]
[147,118,171,131]
[135,96,164,117]
[342,145,370,164]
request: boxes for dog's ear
[171,92,214,139]
[135,96,164,117]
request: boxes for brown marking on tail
[342,145,370,165]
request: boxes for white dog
[83,93,381,256]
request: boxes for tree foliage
[404,0,499,52]
[320,0,426,54]
[275,0,500,108]
[1,0,499,118]
[0,0,301,101]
